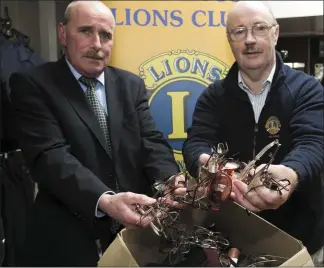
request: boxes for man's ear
[58,23,67,47]
[274,25,280,46]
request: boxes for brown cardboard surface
[196,200,303,257]
[98,231,138,267]
[281,247,315,267]
[98,201,314,267]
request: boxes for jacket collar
[54,57,122,159]
[223,50,286,92]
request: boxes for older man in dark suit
[9,1,185,266]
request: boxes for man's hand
[230,164,299,212]
[193,153,213,199]
[98,192,157,229]
[172,174,187,196]
[162,174,187,209]
[199,153,211,166]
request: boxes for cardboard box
[98,200,314,267]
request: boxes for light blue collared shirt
[65,58,108,115]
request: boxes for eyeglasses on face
[228,23,277,41]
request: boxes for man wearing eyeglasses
[183,1,324,265]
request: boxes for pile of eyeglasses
[135,139,291,240]
[135,140,291,266]
[159,225,231,265]
[145,223,288,267]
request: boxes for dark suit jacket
[9,57,179,266]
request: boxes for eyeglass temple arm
[237,139,281,181]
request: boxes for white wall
[38,1,57,62]
[266,1,324,19]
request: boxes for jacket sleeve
[9,72,112,220]
[136,79,179,182]
[281,77,324,184]
[182,84,221,178]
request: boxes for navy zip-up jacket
[183,51,324,254]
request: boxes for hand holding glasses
[231,139,292,213]
[134,172,187,237]
[134,139,291,239]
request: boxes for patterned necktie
[79,76,112,153]
[79,76,121,234]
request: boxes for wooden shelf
[276,16,324,78]
[277,16,323,38]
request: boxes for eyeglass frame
[227,23,278,42]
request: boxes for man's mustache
[84,50,105,60]
[243,48,263,54]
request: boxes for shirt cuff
[95,191,116,218]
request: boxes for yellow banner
[104,1,236,163]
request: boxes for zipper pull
[252,124,259,158]
[254,124,259,133]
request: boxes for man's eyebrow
[252,20,269,25]
[99,28,112,33]
[231,20,269,28]
[77,25,93,30]
[232,24,245,28]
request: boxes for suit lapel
[54,57,112,158]
[105,67,123,155]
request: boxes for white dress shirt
[65,58,108,115]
